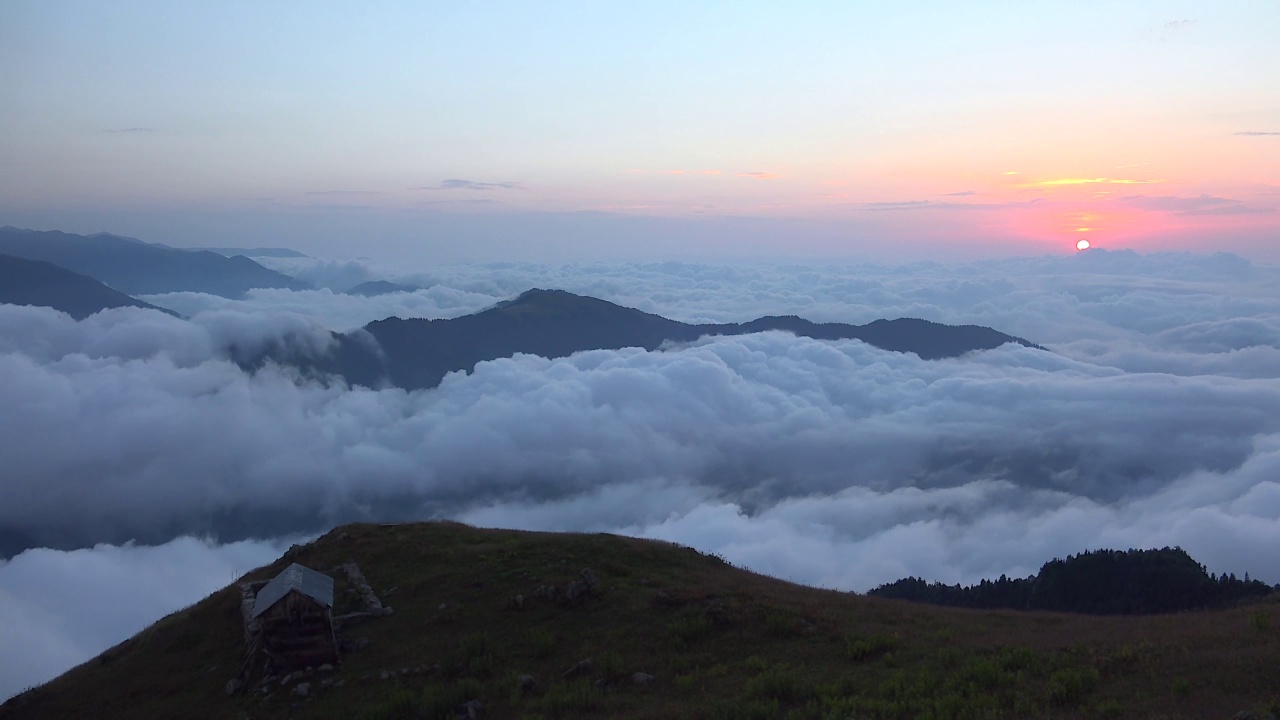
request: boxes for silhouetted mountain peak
[345,280,419,297]
[326,289,1042,391]
[494,288,659,321]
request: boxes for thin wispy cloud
[419,179,525,191]
[104,127,156,134]
[866,200,934,210]
[1119,194,1273,216]
[865,198,1042,212]
[939,190,976,197]
[304,190,384,197]
[1149,19,1194,38]
[1184,205,1274,216]
[625,169,726,178]
[736,171,782,180]
[417,198,495,206]
[1235,131,1280,137]
[1023,177,1163,188]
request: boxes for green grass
[5,520,1279,720]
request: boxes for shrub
[1047,667,1099,707]
[669,612,714,650]
[997,646,1042,675]
[523,627,556,658]
[597,649,626,679]
[709,697,781,720]
[457,633,495,679]
[949,657,1005,694]
[1094,698,1124,719]
[420,677,484,719]
[745,665,814,703]
[844,632,899,662]
[1250,610,1271,633]
[764,610,803,638]
[358,689,419,720]
[537,679,601,719]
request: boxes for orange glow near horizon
[993,201,1184,251]
[1019,177,1165,188]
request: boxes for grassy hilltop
[3,522,1278,720]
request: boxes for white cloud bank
[141,250,1280,378]
[3,250,1279,700]
[0,537,287,701]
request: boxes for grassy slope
[4,522,1278,720]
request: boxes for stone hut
[252,563,339,670]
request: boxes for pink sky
[1,2,1277,260]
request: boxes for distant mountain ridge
[0,253,176,319]
[870,547,1277,614]
[307,288,1043,391]
[345,280,420,296]
[0,227,307,298]
[191,246,308,258]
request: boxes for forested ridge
[869,547,1276,614]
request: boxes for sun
[1076,239,1091,251]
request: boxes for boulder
[517,674,539,693]
[224,678,243,695]
[293,682,310,697]
[632,672,656,685]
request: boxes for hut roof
[251,563,334,618]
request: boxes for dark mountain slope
[0,253,175,319]
[4,523,1276,719]
[0,227,307,297]
[346,280,420,296]
[363,289,692,389]
[356,288,1042,390]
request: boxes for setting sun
[1076,239,1091,251]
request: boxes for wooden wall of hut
[258,591,339,670]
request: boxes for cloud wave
[3,251,1280,699]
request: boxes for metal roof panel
[251,563,334,618]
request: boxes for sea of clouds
[3,249,1279,699]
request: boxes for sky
[3,0,1280,704]
[2,1,1278,261]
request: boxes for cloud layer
[3,251,1280,699]
[236,252,1280,378]
[0,537,287,700]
